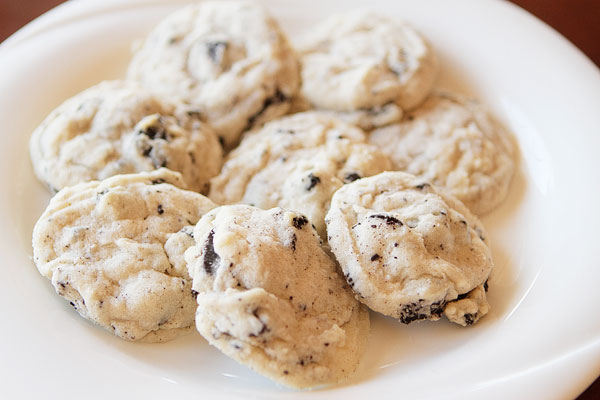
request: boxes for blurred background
[1,0,599,67]
[0,0,598,398]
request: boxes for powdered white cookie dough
[325,171,492,326]
[127,1,300,149]
[185,205,369,388]
[297,10,437,117]
[29,80,222,193]
[369,92,515,215]
[209,112,392,237]
[32,169,216,342]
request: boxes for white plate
[1,0,599,398]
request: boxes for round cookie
[325,171,493,326]
[209,112,392,237]
[30,80,222,194]
[369,92,516,215]
[127,1,300,149]
[297,10,437,116]
[32,169,216,342]
[185,205,369,388]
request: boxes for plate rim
[1,0,600,398]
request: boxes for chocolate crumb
[305,173,320,191]
[203,229,220,275]
[138,124,168,141]
[292,215,308,229]
[369,214,403,226]
[464,313,476,325]
[276,128,295,134]
[344,172,361,183]
[206,40,228,62]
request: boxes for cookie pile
[30,0,516,389]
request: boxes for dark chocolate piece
[206,41,228,62]
[398,299,446,324]
[464,313,476,325]
[369,214,403,226]
[203,229,220,275]
[292,215,308,229]
[344,172,361,183]
[305,173,320,191]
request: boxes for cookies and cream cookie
[325,171,493,326]
[127,1,300,149]
[32,169,216,342]
[209,112,392,237]
[297,10,437,119]
[369,92,515,215]
[29,80,222,193]
[185,205,369,388]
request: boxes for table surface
[1,1,599,399]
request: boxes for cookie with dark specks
[209,112,392,237]
[185,205,369,388]
[127,1,300,149]
[29,80,222,194]
[325,171,493,326]
[297,10,437,119]
[32,169,216,342]
[369,92,515,215]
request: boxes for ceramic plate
[1,0,599,398]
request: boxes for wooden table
[1,1,598,398]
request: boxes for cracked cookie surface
[369,92,515,215]
[32,169,216,341]
[209,112,392,237]
[325,171,493,326]
[297,10,437,118]
[185,205,369,388]
[127,1,300,149]
[29,80,222,193]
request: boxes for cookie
[29,80,222,193]
[32,169,216,342]
[297,10,437,117]
[325,171,493,326]
[369,92,515,215]
[127,1,300,149]
[208,112,392,237]
[185,205,369,388]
